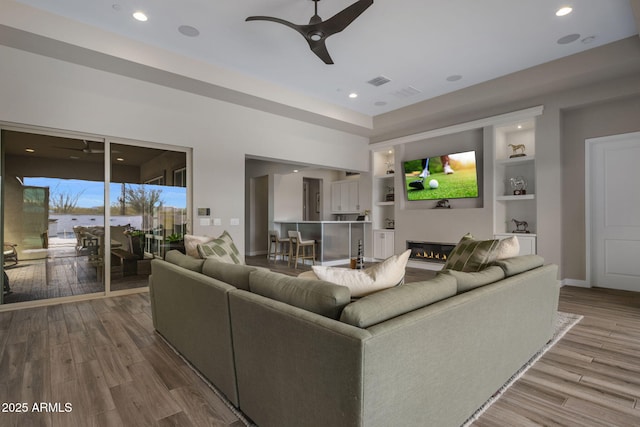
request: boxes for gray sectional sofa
[149,251,560,427]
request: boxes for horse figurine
[512,218,529,233]
[507,143,526,157]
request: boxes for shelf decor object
[508,143,527,158]
[511,218,530,234]
[509,176,527,195]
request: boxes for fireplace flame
[415,251,447,261]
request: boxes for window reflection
[2,131,105,303]
[1,131,188,304]
[109,144,187,290]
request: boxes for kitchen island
[273,221,371,266]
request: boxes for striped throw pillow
[197,231,244,264]
[443,233,501,272]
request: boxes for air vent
[392,86,422,98]
[367,76,391,87]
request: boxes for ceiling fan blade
[321,0,373,37]
[246,0,373,64]
[54,146,84,152]
[246,16,305,38]
[309,39,334,64]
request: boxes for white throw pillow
[183,234,215,258]
[366,249,411,286]
[495,236,520,260]
[312,249,411,298]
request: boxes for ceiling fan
[246,0,374,64]
[56,140,112,154]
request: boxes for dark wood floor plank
[75,359,117,417]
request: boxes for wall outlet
[230,218,240,226]
[213,218,222,226]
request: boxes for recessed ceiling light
[112,4,122,11]
[348,92,358,99]
[556,7,573,17]
[133,11,148,22]
[374,101,387,107]
[517,125,522,129]
[70,156,80,160]
[293,169,299,173]
[116,157,125,162]
[25,148,35,153]
[557,33,580,45]
[446,75,462,82]
[178,25,200,37]
[581,35,596,44]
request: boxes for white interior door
[587,132,640,291]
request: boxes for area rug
[461,311,583,426]
[161,311,582,427]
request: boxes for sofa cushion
[249,269,350,320]
[164,250,205,272]
[311,249,411,297]
[339,273,457,328]
[493,254,545,277]
[441,265,506,293]
[184,234,216,258]
[202,258,259,291]
[443,233,501,272]
[197,230,244,264]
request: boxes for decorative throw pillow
[310,267,375,297]
[184,234,215,258]
[443,233,501,272]
[312,249,411,297]
[495,236,520,260]
[197,230,244,264]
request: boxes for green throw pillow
[443,233,500,272]
[196,230,244,264]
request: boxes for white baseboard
[561,278,590,288]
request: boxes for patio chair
[3,243,18,266]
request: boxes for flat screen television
[403,150,479,201]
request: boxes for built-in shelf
[496,194,536,201]
[495,232,538,238]
[372,150,396,243]
[493,118,538,243]
[496,156,535,165]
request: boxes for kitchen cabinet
[331,180,360,213]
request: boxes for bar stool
[288,230,316,269]
[267,230,289,262]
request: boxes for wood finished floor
[0,256,638,426]
[3,253,149,304]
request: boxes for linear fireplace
[406,240,456,264]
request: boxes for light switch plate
[213,218,222,226]
[230,218,240,226]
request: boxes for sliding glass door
[1,129,189,306]
[109,143,187,291]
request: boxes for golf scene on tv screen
[403,150,479,201]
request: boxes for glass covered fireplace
[406,240,456,264]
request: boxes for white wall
[0,45,370,256]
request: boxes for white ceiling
[8,0,640,117]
